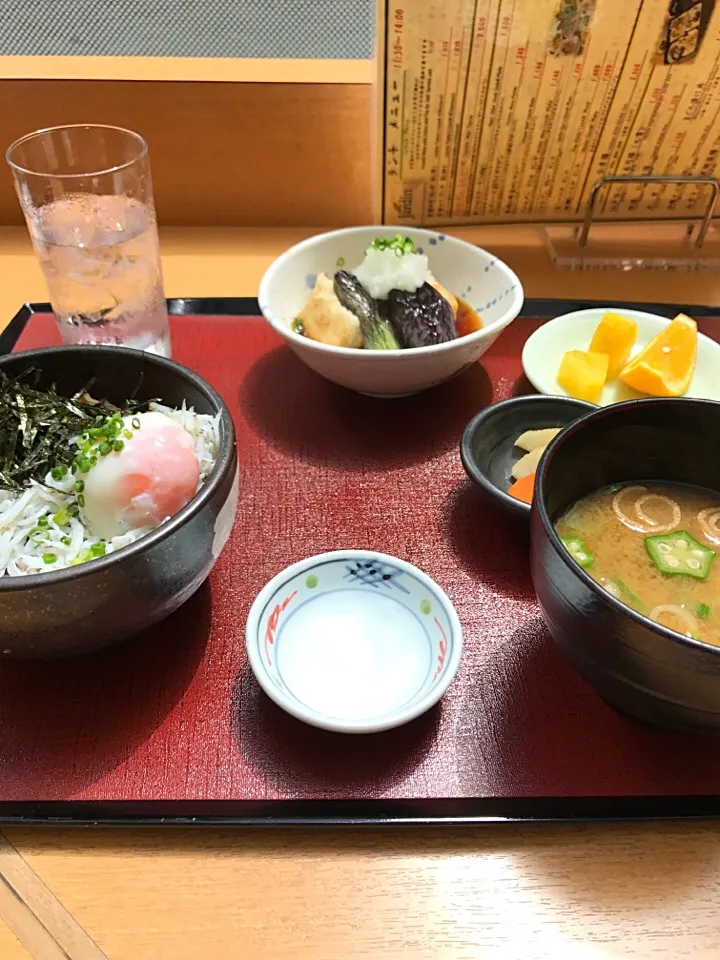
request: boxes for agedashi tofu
[589,312,638,380]
[557,350,609,403]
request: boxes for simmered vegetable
[560,537,595,569]
[333,271,399,350]
[645,530,715,579]
[387,282,456,349]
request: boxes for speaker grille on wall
[1,0,375,59]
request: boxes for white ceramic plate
[246,550,462,733]
[522,308,720,406]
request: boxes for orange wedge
[620,314,697,397]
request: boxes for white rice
[0,401,220,577]
[352,247,431,300]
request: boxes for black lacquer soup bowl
[531,397,720,732]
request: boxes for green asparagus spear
[334,270,399,350]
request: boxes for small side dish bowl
[531,397,720,732]
[460,395,596,518]
[522,307,720,406]
[0,346,237,659]
[258,226,523,397]
[246,550,463,733]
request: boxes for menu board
[383,0,720,224]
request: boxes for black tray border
[2,295,720,827]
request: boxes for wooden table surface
[1,224,720,960]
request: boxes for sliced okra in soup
[645,530,715,580]
[560,537,595,569]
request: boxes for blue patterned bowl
[258,226,524,397]
[246,550,463,733]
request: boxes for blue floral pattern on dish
[344,559,410,594]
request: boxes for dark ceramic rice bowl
[0,346,237,658]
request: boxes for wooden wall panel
[0,80,375,227]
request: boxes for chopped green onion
[77,494,85,508]
[697,602,711,620]
[336,256,345,268]
[74,479,85,492]
[132,417,141,429]
[99,441,112,456]
[42,553,57,564]
[53,507,69,526]
[368,234,416,257]
[61,536,71,546]
[50,465,67,481]
[89,455,97,466]
[90,542,106,558]
[113,439,124,452]
[124,429,133,440]
[37,515,48,527]
[613,578,648,615]
[291,317,304,335]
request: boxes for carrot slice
[508,472,535,504]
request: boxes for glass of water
[6,124,171,356]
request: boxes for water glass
[6,124,171,356]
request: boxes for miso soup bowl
[531,397,720,733]
[258,226,524,397]
[0,346,238,659]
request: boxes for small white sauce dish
[258,226,523,398]
[246,550,462,734]
[522,307,720,406]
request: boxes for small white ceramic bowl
[522,307,720,406]
[258,226,524,397]
[246,550,462,733]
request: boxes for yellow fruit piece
[589,312,638,380]
[557,350,609,403]
[620,314,697,397]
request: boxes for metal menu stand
[544,175,720,272]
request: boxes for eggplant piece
[334,270,400,350]
[387,283,457,349]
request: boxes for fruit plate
[0,297,719,827]
[521,307,720,406]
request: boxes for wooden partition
[0,77,377,227]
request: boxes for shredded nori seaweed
[0,369,148,491]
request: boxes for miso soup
[555,483,720,646]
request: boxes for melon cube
[557,350,609,403]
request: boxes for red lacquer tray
[1,297,720,826]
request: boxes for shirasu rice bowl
[0,401,220,576]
